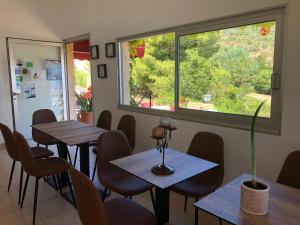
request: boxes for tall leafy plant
[251,100,266,187]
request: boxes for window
[117,7,285,134]
[119,33,175,111]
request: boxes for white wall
[1,0,300,183]
[0,0,63,141]
[61,0,300,183]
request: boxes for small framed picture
[90,45,99,59]
[105,42,116,58]
[97,64,107,78]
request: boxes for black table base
[155,187,170,225]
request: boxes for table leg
[56,143,69,186]
[79,142,90,176]
[155,187,170,225]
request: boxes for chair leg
[50,175,58,190]
[194,198,199,225]
[46,145,48,149]
[37,143,39,147]
[102,188,107,201]
[21,174,29,208]
[149,189,156,213]
[184,196,188,212]
[92,156,98,181]
[73,146,79,166]
[32,177,39,225]
[67,150,72,165]
[66,173,76,206]
[8,160,16,192]
[18,167,24,204]
[56,174,63,196]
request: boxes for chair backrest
[0,123,19,161]
[96,110,112,130]
[97,130,132,163]
[277,151,300,190]
[188,132,224,185]
[117,114,136,151]
[70,167,109,225]
[13,131,37,175]
[32,109,57,143]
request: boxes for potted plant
[240,100,269,215]
[76,86,93,125]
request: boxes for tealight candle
[152,126,165,139]
[170,119,177,129]
[159,116,171,127]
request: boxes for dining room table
[194,173,300,225]
[111,148,217,225]
[32,120,106,203]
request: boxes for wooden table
[111,148,217,225]
[32,120,106,176]
[194,174,300,225]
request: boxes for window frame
[117,6,286,135]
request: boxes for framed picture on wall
[90,45,99,59]
[105,42,116,58]
[97,64,107,78]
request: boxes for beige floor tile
[0,206,46,225]
[0,184,30,216]
[43,208,82,225]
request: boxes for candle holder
[151,125,177,175]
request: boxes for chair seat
[34,157,70,177]
[100,163,153,196]
[31,147,54,159]
[172,175,220,199]
[89,141,97,147]
[105,198,157,225]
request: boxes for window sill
[118,104,281,135]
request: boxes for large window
[117,7,285,134]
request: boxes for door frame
[63,33,93,123]
[6,37,69,130]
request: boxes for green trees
[128,21,275,117]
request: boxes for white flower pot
[240,180,269,215]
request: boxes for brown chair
[117,114,136,150]
[70,167,157,225]
[13,131,75,225]
[74,110,112,173]
[32,109,72,163]
[277,151,300,190]
[97,131,155,207]
[171,132,224,225]
[91,114,135,181]
[0,123,54,204]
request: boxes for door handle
[13,92,20,96]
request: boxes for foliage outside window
[117,8,285,134]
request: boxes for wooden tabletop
[194,174,300,225]
[32,120,106,146]
[111,148,217,189]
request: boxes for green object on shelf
[26,62,33,67]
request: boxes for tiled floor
[0,144,227,225]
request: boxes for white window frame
[117,6,286,135]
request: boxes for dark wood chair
[32,109,72,163]
[13,131,75,225]
[117,114,136,150]
[92,112,135,182]
[97,131,155,207]
[70,167,157,225]
[0,123,54,204]
[277,151,300,189]
[74,110,112,177]
[171,131,224,225]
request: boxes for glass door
[7,38,68,139]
